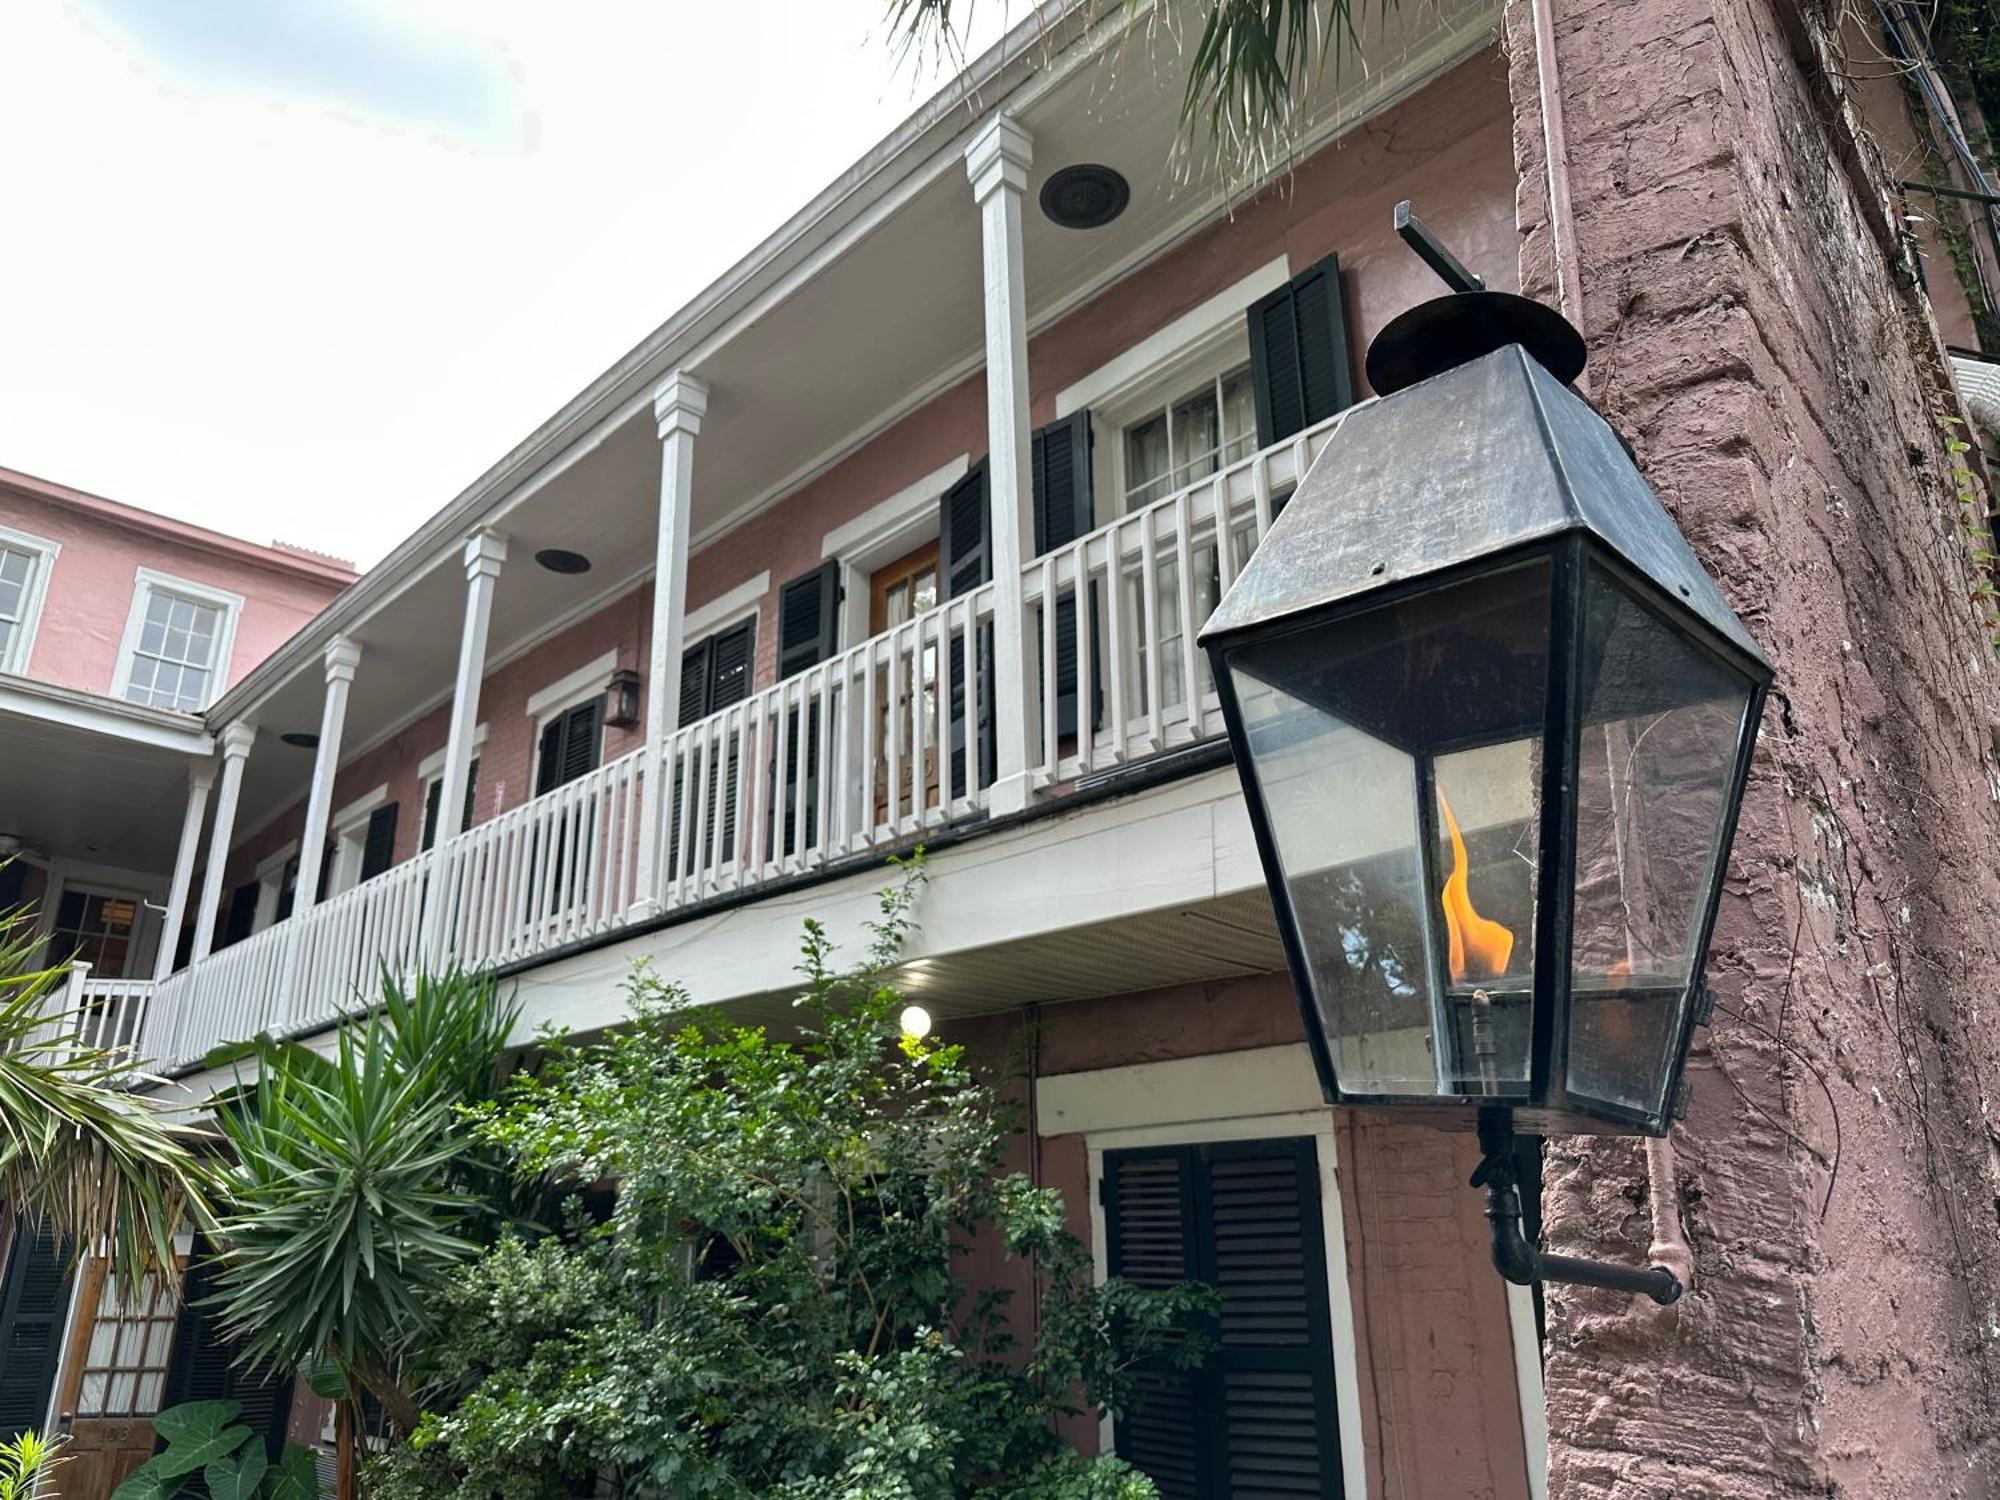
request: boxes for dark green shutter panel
[777,562,841,681]
[428,761,480,848]
[1104,1138,1343,1498]
[0,1228,71,1441]
[538,703,602,796]
[680,636,713,724]
[709,618,755,709]
[222,882,259,947]
[314,841,333,902]
[359,803,398,881]
[1104,1149,1202,1498]
[166,1243,294,1461]
[1030,413,1097,740]
[275,855,299,923]
[940,461,996,791]
[1249,254,1355,446]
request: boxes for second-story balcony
[102,411,1347,1074]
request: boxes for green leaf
[149,1401,252,1479]
[302,1353,350,1401]
[109,1456,176,1500]
[205,1446,268,1500]
[260,1447,318,1500]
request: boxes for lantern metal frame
[1207,525,1769,1140]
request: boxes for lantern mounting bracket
[1472,1112,1685,1307]
[1393,200,1485,293]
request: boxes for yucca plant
[0,1429,67,1500]
[0,896,216,1287]
[204,968,521,1437]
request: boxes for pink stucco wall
[946,972,1535,1500]
[0,470,354,700]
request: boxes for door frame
[1081,1107,1366,1495]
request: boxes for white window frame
[0,522,60,676]
[822,455,969,649]
[527,651,617,790]
[418,723,488,848]
[1055,257,1290,521]
[111,568,244,713]
[326,784,391,897]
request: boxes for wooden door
[50,1258,183,1500]
[868,541,941,828]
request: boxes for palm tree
[887,0,1376,164]
[0,898,217,1289]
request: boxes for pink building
[5,1,2000,1495]
[0,464,354,981]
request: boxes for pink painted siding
[0,471,353,701]
[946,972,1534,1500]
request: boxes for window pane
[1171,387,1220,484]
[1226,560,1553,1099]
[139,616,168,656]
[108,1373,136,1414]
[79,1372,108,1416]
[136,1373,166,1414]
[1221,365,1257,462]
[1125,412,1170,506]
[1568,566,1753,1116]
[144,1319,175,1366]
[0,619,14,661]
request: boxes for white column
[153,762,215,981]
[291,635,362,918]
[438,531,507,844]
[965,114,1037,815]
[190,724,256,963]
[633,370,708,913]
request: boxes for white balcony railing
[130,413,1345,1076]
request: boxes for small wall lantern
[1200,208,1772,1304]
[605,669,643,730]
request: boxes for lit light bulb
[899,1004,933,1040]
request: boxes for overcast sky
[0,0,1012,569]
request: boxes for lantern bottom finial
[1473,1111,1684,1308]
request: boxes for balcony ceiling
[224,0,1500,838]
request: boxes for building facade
[4,0,1999,1495]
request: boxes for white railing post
[191,724,256,964]
[154,762,214,981]
[634,370,708,915]
[965,115,1038,816]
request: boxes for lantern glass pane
[1228,560,1551,1100]
[1568,564,1754,1115]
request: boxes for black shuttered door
[0,1228,71,1441]
[166,1242,295,1462]
[940,460,996,792]
[1103,1137,1343,1498]
[1248,254,1356,447]
[1030,412,1100,739]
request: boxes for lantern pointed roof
[1198,344,1771,675]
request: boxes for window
[115,571,241,713]
[1122,365,1258,510]
[50,888,141,977]
[70,1262,180,1419]
[328,791,399,895]
[0,526,58,675]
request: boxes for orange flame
[1438,790,1516,984]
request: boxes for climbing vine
[1940,412,2000,649]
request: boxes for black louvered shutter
[166,1243,293,1462]
[1249,254,1355,446]
[1103,1137,1343,1498]
[777,563,841,682]
[939,461,996,791]
[673,619,758,876]
[1030,413,1099,740]
[314,841,333,902]
[680,636,713,723]
[222,882,259,948]
[0,1228,71,1441]
[537,701,602,796]
[775,568,838,854]
[359,803,398,882]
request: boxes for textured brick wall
[1507,0,2000,1493]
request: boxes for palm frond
[0,901,218,1289]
